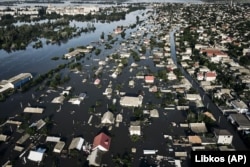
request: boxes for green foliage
[130,49,140,61]
[121,31,126,39]
[239,56,250,66]
[133,108,143,120]
[107,34,113,41]
[0,93,6,102]
[51,56,60,61]
[112,152,132,167]
[131,135,141,142]
[173,68,182,81]
[100,32,104,40]
[69,48,75,52]
[95,48,101,55]
[121,58,128,66]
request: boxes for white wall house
[214,129,233,145]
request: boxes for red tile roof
[145,76,154,81]
[92,132,111,151]
[201,49,227,57]
[205,72,216,77]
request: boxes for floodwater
[0,7,190,166]
[0,9,147,79]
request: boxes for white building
[28,150,44,162]
[68,137,84,150]
[101,111,114,124]
[120,95,143,107]
[53,141,65,153]
[214,129,233,145]
[129,121,141,136]
[186,94,202,101]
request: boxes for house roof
[101,111,114,124]
[0,134,8,142]
[214,129,232,136]
[189,123,208,133]
[93,132,111,151]
[203,112,216,121]
[28,150,44,162]
[87,148,104,166]
[201,49,227,57]
[145,76,154,81]
[69,137,84,150]
[53,141,65,153]
[150,109,159,118]
[188,136,202,144]
[229,113,250,127]
[205,71,216,78]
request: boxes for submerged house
[92,132,111,152]
[101,111,115,124]
[87,132,111,166]
[120,95,143,107]
[68,137,84,151]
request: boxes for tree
[100,32,104,40]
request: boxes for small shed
[53,141,65,153]
[150,109,159,118]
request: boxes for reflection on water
[0,9,148,79]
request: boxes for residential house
[150,109,159,118]
[167,71,177,80]
[145,76,154,84]
[129,121,141,136]
[228,113,250,130]
[120,95,143,107]
[188,135,202,145]
[28,149,46,162]
[204,71,217,81]
[214,129,233,145]
[0,134,9,142]
[92,132,111,152]
[197,72,204,81]
[87,148,104,167]
[53,141,65,153]
[189,122,208,134]
[101,111,115,124]
[186,94,202,101]
[230,100,248,114]
[68,137,84,151]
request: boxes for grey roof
[16,133,30,145]
[214,129,232,136]
[0,134,8,142]
[229,113,250,128]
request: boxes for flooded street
[0,7,188,166]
